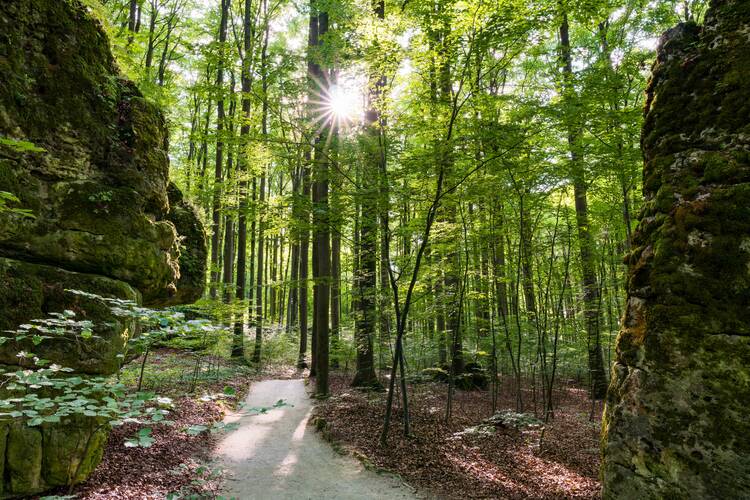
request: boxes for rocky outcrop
[602,1,750,498]
[0,0,188,304]
[158,183,208,307]
[0,258,140,374]
[0,0,206,495]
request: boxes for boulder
[0,0,192,304]
[0,257,139,374]
[456,362,489,391]
[155,183,208,307]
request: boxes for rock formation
[0,0,206,495]
[602,0,750,497]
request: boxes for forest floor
[53,348,300,499]
[40,350,602,499]
[313,373,603,499]
[213,378,415,499]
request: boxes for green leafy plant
[0,290,231,452]
[125,427,156,448]
[0,191,35,218]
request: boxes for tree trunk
[352,0,385,388]
[252,0,269,364]
[144,0,157,70]
[209,0,229,300]
[297,155,311,369]
[311,5,331,397]
[559,12,607,399]
[231,0,255,359]
[298,8,317,370]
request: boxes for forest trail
[214,379,417,499]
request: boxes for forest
[0,0,748,498]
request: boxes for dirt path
[214,379,416,499]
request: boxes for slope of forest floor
[313,374,603,499]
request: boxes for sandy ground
[214,379,417,499]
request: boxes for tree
[252,0,270,364]
[558,6,608,400]
[232,0,257,360]
[209,0,230,300]
[351,0,385,389]
[310,0,332,397]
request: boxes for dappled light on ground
[214,379,415,499]
[315,374,601,499]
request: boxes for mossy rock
[0,0,205,305]
[602,1,750,497]
[6,423,43,495]
[0,0,208,496]
[455,362,489,391]
[0,416,107,497]
[421,366,450,383]
[41,415,108,487]
[153,183,208,307]
[0,257,139,374]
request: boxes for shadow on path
[214,379,416,499]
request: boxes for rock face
[0,258,140,374]
[602,1,750,498]
[158,183,208,307]
[0,0,206,495]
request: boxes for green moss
[604,2,750,497]
[0,257,139,374]
[653,185,675,212]
[7,423,43,495]
[42,416,108,486]
[0,424,7,496]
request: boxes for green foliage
[124,427,155,448]
[0,289,235,450]
[486,410,543,429]
[91,0,691,395]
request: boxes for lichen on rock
[601,1,750,498]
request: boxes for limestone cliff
[0,0,206,305]
[602,0,750,497]
[0,0,206,495]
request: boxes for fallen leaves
[69,396,226,499]
[313,374,602,499]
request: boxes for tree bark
[559,11,608,399]
[252,0,269,364]
[209,0,229,300]
[352,0,385,388]
[311,5,331,396]
[231,0,255,359]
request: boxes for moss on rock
[602,1,750,498]
[6,423,43,495]
[0,257,139,374]
[154,182,208,307]
[42,415,108,487]
[0,0,203,304]
[0,0,207,496]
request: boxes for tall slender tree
[209,0,230,300]
[232,0,256,359]
[310,1,331,396]
[559,8,607,399]
[352,0,385,388]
